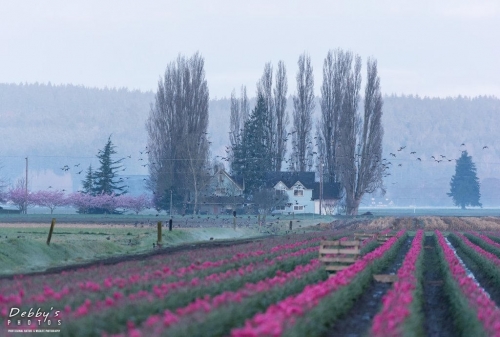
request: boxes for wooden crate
[373,274,398,283]
[354,233,377,240]
[377,233,395,242]
[319,240,361,274]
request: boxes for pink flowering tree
[90,193,120,214]
[30,190,68,214]
[118,194,153,214]
[67,192,94,214]
[6,179,32,213]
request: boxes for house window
[294,189,303,197]
[275,189,286,196]
[294,205,304,211]
[216,187,227,195]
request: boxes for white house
[266,172,315,214]
[267,172,341,214]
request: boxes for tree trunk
[346,198,361,216]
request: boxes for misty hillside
[1,83,499,206]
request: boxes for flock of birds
[51,142,492,191]
[385,143,489,166]
[381,143,491,181]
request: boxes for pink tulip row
[64,245,322,319]
[230,230,406,337]
[371,230,424,337]
[454,232,500,267]
[436,231,500,336]
[469,232,500,251]
[0,235,329,310]
[115,259,323,337]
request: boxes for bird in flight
[398,146,406,151]
[417,158,421,161]
[483,146,488,149]
[390,153,396,157]
[410,151,416,154]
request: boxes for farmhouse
[199,169,245,214]
[199,169,341,215]
[266,172,341,215]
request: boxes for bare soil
[325,236,413,337]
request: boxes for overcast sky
[1,0,499,99]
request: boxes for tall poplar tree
[146,53,210,213]
[290,53,315,172]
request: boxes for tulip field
[2,216,500,336]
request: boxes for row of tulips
[3,243,322,335]
[451,232,500,268]
[371,230,424,337]
[230,230,406,337]
[436,231,500,336]
[54,243,329,336]
[116,259,325,337]
[465,232,500,257]
[0,233,337,311]
[66,245,322,318]
[120,232,385,337]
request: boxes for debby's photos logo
[6,307,62,328]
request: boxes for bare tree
[257,63,275,171]
[146,52,210,214]
[274,60,288,171]
[229,89,241,162]
[336,55,385,215]
[319,50,339,182]
[0,163,6,203]
[229,86,249,169]
[240,85,250,124]
[290,53,315,172]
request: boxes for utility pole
[319,159,324,216]
[25,157,28,215]
[170,189,173,219]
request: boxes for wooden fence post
[157,221,162,246]
[289,220,292,231]
[47,218,56,245]
[169,219,173,231]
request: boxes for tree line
[147,49,385,215]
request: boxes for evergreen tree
[231,94,273,195]
[93,136,127,196]
[81,165,95,195]
[447,151,481,209]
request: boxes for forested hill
[1,83,499,206]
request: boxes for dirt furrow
[422,234,458,337]
[324,235,412,337]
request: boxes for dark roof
[312,182,341,200]
[265,171,315,189]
